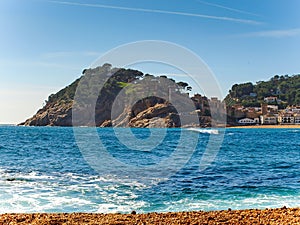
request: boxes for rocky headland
[20,64,224,127]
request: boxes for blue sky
[1,0,300,123]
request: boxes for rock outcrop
[128,103,180,128]
[20,102,73,126]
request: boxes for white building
[260,115,277,125]
[238,118,259,125]
[293,114,300,124]
[278,113,295,124]
[264,96,277,103]
[289,106,300,114]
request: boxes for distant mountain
[225,74,300,108]
[20,64,217,127]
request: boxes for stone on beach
[1,208,300,225]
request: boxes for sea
[0,125,300,213]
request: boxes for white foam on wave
[0,170,56,183]
[162,193,300,212]
[98,184,147,213]
[2,168,300,213]
[0,192,96,213]
[186,128,219,135]
[0,170,150,213]
[96,201,147,214]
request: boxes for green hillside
[225,74,300,108]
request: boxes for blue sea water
[0,125,300,213]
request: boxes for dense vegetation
[225,74,300,108]
[46,63,193,106]
[39,63,196,126]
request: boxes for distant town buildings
[264,96,278,103]
[276,106,300,124]
[190,94,300,126]
[227,98,300,126]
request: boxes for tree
[295,91,300,104]
[204,109,211,116]
[225,74,300,106]
[176,81,189,91]
[102,63,112,71]
[82,68,87,74]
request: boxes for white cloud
[42,51,103,59]
[196,0,260,17]
[241,28,300,38]
[49,0,262,25]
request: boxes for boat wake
[186,128,219,135]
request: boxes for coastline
[228,124,300,129]
[1,207,300,224]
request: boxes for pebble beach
[1,207,300,225]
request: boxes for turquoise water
[0,126,300,213]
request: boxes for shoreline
[228,124,300,129]
[6,122,300,129]
[1,207,300,224]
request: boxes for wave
[0,170,149,213]
[164,193,300,212]
[186,128,219,135]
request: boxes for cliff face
[20,64,216,127]
[101,104,179,128]
[21,97,179,128]
[101,97,180,128]
[21,102,73,126]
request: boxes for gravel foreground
[1,207,300,225]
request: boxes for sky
[1,0,300,124]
